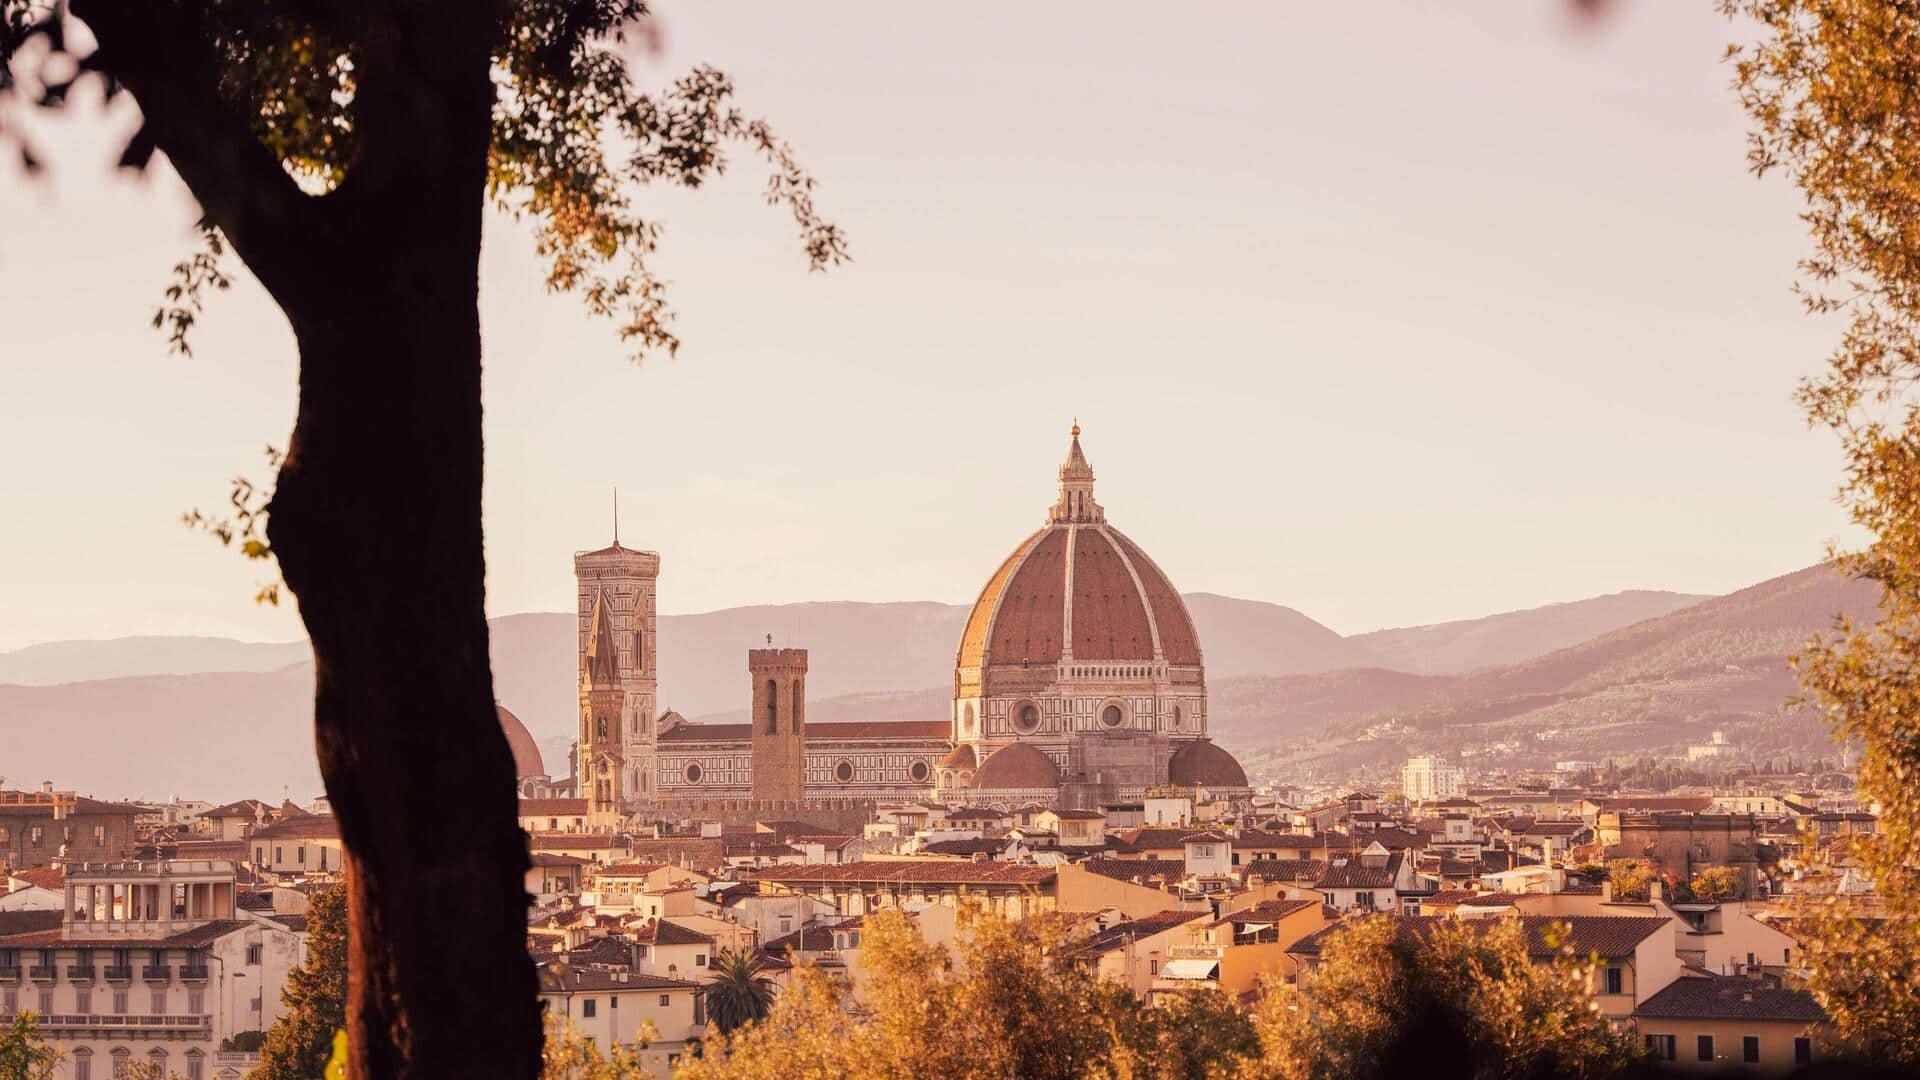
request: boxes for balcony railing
[0,967,19,984]
[65,965,96,983]
[141,965,172,983]
[27,1013,211,1033]
[179,965,210,982]
[103,965,133,983]
[1166,946,1222,959]
[25,966,55,983]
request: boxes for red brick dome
[1167,739,1247,789]
[955,428,1200,672]
[972,742,1060,790]
[497,703,546,778]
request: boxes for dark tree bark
[69,1,541,1075]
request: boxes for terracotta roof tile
[750,862,1054,886]
[1240,859,1327,881]
[595,862,669,877]
[1635,977,1825,1023]
[1072,909,1209,955]
[251,814,341,840]
[1315,853,1403,890]
[1080,858,1186,885]
[538,964,698,993]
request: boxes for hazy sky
[0,1,1859,653]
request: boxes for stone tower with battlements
[575,541,661,813]
[748,648,807,803]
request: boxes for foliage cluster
[1722,0,1920,1065]
[667,907,1638,1080]
[250,882,347,1080]
[1249,916,1645,1080]
[1605,859,1653,903]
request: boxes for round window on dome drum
[834,760,855,783]
[684,762,703,784]
[1013,703,1040,734]
[1102,704,1123,728]
[908,760,930,782]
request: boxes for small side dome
[497,703,546,778]
[973,742,1060,790]
[939,744,978,770]
[1167,739,1247,788]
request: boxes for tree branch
[69,0,327,307]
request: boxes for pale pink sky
[0,1,1855,652]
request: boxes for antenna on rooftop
[613,486,620,546]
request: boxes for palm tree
[701,948,776,1037]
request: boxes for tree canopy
[252,881,348,1080]
[2,0,845,362]
[1,4,846,1076]
[1723,0,1920,1065]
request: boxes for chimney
[1650,878,1665,901]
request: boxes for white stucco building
[0,860,301,1080]
[1402,755,1465,803]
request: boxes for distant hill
[1353,590,1709,675]
[1183,593,1382,676]
[0,668,324,803]
[0,635,309,685]
[0,595,1364,753]
[1220,563,1883,765]
[4,573,1842,801]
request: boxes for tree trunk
[265,189,540,1080]
[66,2,538,1072]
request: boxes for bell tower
[749,646,808,803]
[574,538,661,814]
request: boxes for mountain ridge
[3,572,1854,801]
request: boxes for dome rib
[957,528,1048,670]
[1068,526,1153,660]
[982,528,1069,667]
[1106,527,1203,665]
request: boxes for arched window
[595,716,607,739]
[632,629,646,670]
[963,703,976,735]
[792,681,803,732]
[765,679,780,733]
